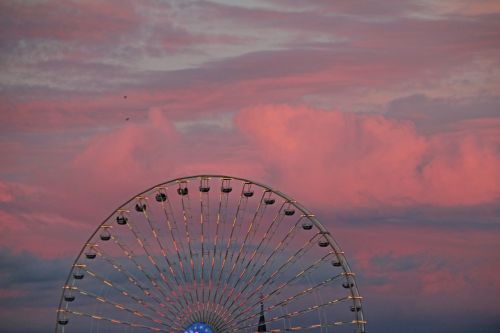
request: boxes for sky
[0,0,499,332]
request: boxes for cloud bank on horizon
[0,1,499,332]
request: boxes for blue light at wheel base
[184,322,214,333]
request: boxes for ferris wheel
[56,175,366,333]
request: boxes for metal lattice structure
[56,175,366,333]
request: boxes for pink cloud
[48,108,261,216]
[2,104,499,259]
[66,108,179,199]
[0,181,38,203]
[0,182,14,203]
[0,206,89,258]
[335,222,500,318]
[0,108,267,257]
[235,105,500,207]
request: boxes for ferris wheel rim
[55,174,366,333]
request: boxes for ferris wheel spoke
[199,178,208,310]
[229,319,363,333]
[190,177,227,321]
[200,177,219,323]
[206,182,231,326]
[251,217,313,287]
[78,266,178,321]
[122,217,180,296]
[159,193,195,306]
[224,192,251,276]
[141,196,183,288]
[219,191,264,307]
[220,199,287,310]
[224,198,288,300]
[217,189,266,309]
[110,224,187,313]
[178,180,201,308]
[265,253,338,302]
[207,185,224,302]
[107,234,200,321]
[192,184,215,322]
[229,189,269,273]
[236,198,285,280]
[242,251,335,316]
[224,218,304,314]
[216,178,231,267]
[69,285,172,327]
[58,308,170,332]
[246,223,317,299]
[237,270,347,325]
[236,295,351,330]
[213,178,245,308]
[91,244,178,314]
[138,197,196,313]
[164,189,196,300]
[244,189,280,251]
[251,241,326,307]
[223,230,321,325]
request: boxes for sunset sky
[1,0,499,332]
